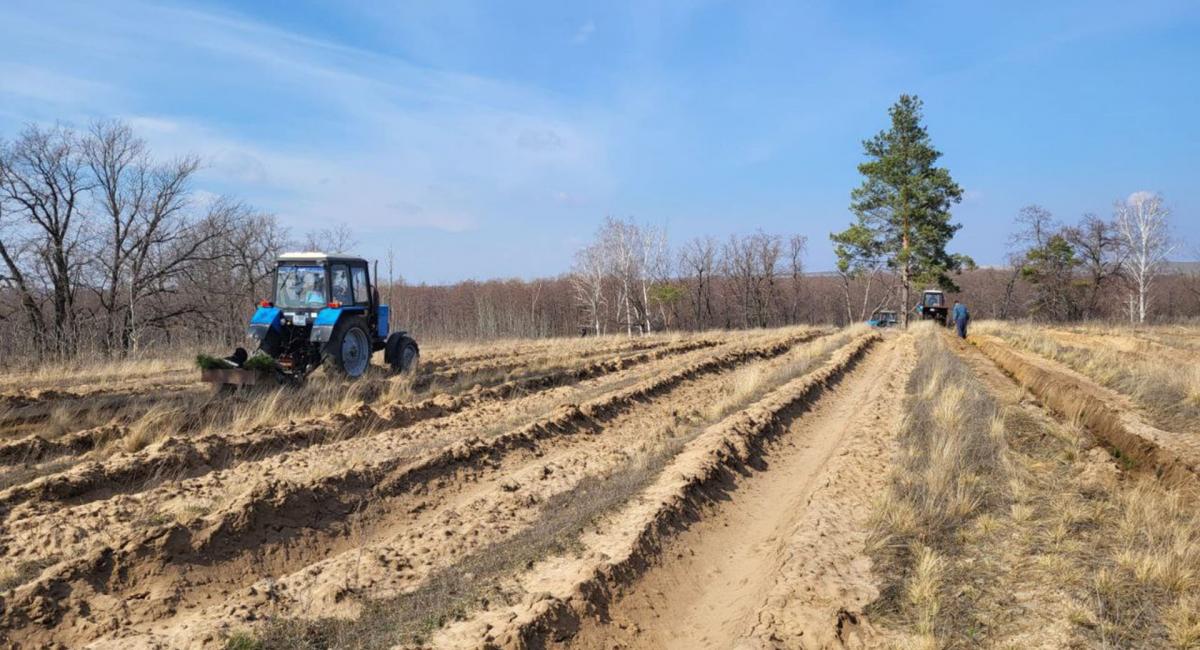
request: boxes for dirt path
[556,335,910,649]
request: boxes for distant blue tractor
[203,252,418,386]
[866,309,898,328]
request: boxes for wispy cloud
[0,0,612,238]
[572,20,596,44]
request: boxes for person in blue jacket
[953,300,970,339]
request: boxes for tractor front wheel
[326,317,372,378]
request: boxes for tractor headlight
[247,324,270,341]
[310,325,334,343]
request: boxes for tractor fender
[309,306,370,343]
[247,306,282,342]
[309,307,344,343]
[377,304,390,338]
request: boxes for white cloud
[572,20,596,44]
[0,63,117,109]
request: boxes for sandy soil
[0,328,828,648]
[560,335,910,649]
[3,324,1195,650]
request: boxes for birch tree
[570,242,606,335]
[1114,191,1174,324]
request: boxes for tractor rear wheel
[385,333,420,374]
[326,317,372,378]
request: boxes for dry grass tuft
[122,404,188,453]
[868,323,1200,647]
[906,545,945,638]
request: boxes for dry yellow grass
[0,351,198,392]
[869,324,1200,647]
[866,324,1007,647]
[977,320,1200,433]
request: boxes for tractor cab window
[331,265,353,305]
[276,265,327,309]
[924,293,944,308]
[351,267,369,304]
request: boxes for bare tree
[1002,204,1059,319]
[304,223,358,253]
[679,236,717,329]
[1114,191,1174,324]
[724,231,783,328]
[82,120,224,352]
[786,235,807,323]
[0,124,91,356]
[639,222,669,333]
[1063,213,1124,319]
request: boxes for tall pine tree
[832,94,966,327]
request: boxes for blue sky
[1,1,1197,283]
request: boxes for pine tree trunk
[901,222,911,329]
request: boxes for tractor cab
[202,252,419,387]
[916,289,950,325]
[867,309,898,328]
[268,254,382,341]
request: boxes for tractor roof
[277,252,367,265]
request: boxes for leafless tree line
[571,218,809,335]
[0,120,291,361]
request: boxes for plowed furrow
[972,334,1200,484]
[419,336,686,385]
[0,332,818,647]
[114,332,858,645]
[0,334,746,517]
[0,334,766,558]
[0,337,711,469]
[0,367,192,396]
[420,334,691,371]
[432,333,883,649]
[0,382,205,436]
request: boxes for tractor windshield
[275,265,327,309]
[923,293,945,308]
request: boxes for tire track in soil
[0,331,819,648]
[562,335,910,650]
[0,334,744,517]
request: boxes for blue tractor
[203,252,418,386]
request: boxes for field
[1,324,1198,649]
